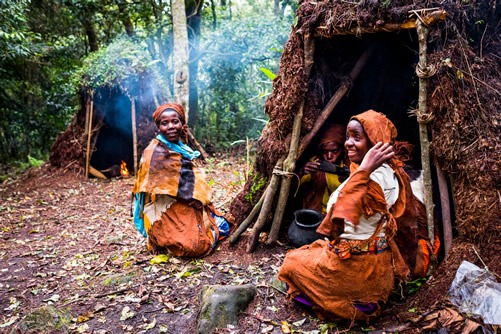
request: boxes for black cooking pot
[287,209,324,248]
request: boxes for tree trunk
[116,1,136,37]
[81,16,98,52]
[187,0,202,127]
[210,0,217,29]
[172,0,190,117]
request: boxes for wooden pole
[131,97,138,175]
[314,9,446,37]
[85,92,94,179]
[297,48,372,158]
[416,20,435,247]
[264,34,315,246]
[266,46,372,246]
[246,157,284,252]
[229,188,267,245]
[436,164,452,256]
[84,95,90,136]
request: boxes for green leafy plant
[259,67,277,80]
[407,277,427,295]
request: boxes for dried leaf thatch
[230,0,500,267]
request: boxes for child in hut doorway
[297,123,348,215]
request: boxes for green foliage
[0,0,298,167]
[0,0,40,60]
[0,0,84,164]
[406,277,427,295]
[244,172,267,204]
[259,67,277,81]
[195,16,291,149]
[77,36,155,94]
[28,155,44,168]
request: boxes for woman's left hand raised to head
[359,142,394,173]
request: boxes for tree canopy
[0,0,296,166]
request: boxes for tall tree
[186,0,203,126]
[171,0,190,117]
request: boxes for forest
[0,0,295,170]
[0,0,500,333]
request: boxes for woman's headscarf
[319,123,345,148]
[350,110,414,169]
[350,110,397,146]
[152,103,189,143]
[349,109,409,219]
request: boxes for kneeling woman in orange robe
[278,110,439,321]
[132,103,231,257]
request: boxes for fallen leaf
[94,303,106,313]
[150,254,169,265]
[0,316,19,328]
[120,306,135,321]
[76,324,89,333]
[143,318,157,330]
[292,318,306,326]
[281,321,291,333]
[261,324,274,333]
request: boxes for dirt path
[0,157,483,334]
[0,158,327,333]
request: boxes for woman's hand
[303,159,321,174]
[358,142,394,173]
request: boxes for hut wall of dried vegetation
[49,79,159,178]
[230,0,500,267]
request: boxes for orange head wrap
[350,110,415,166]
[152,103,186,125]
[350,110,397,146]
[152,103,189,143]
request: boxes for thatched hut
[229,0,500,308]
[49,38,165,178]
[49,80,159,178]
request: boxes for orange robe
[133,139,220,257]
[278,162,435,321]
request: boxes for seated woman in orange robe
[132,103,231,257]
[278,110,439,322]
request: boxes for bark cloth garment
[132,135,231,258]
[278,110,439,322]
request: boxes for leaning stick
[416,20,435,247]
[266,46,371,246]
[264,34,316,246]
[229,188,267,245]
[298,47,371,158]
[246,157,284,252]
[436,163,452,256]
[131,97,138,175]
[85,91,94,179]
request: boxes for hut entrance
[300,31,421,167]
[90,89,135,177]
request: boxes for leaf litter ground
[0,156,482,334]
